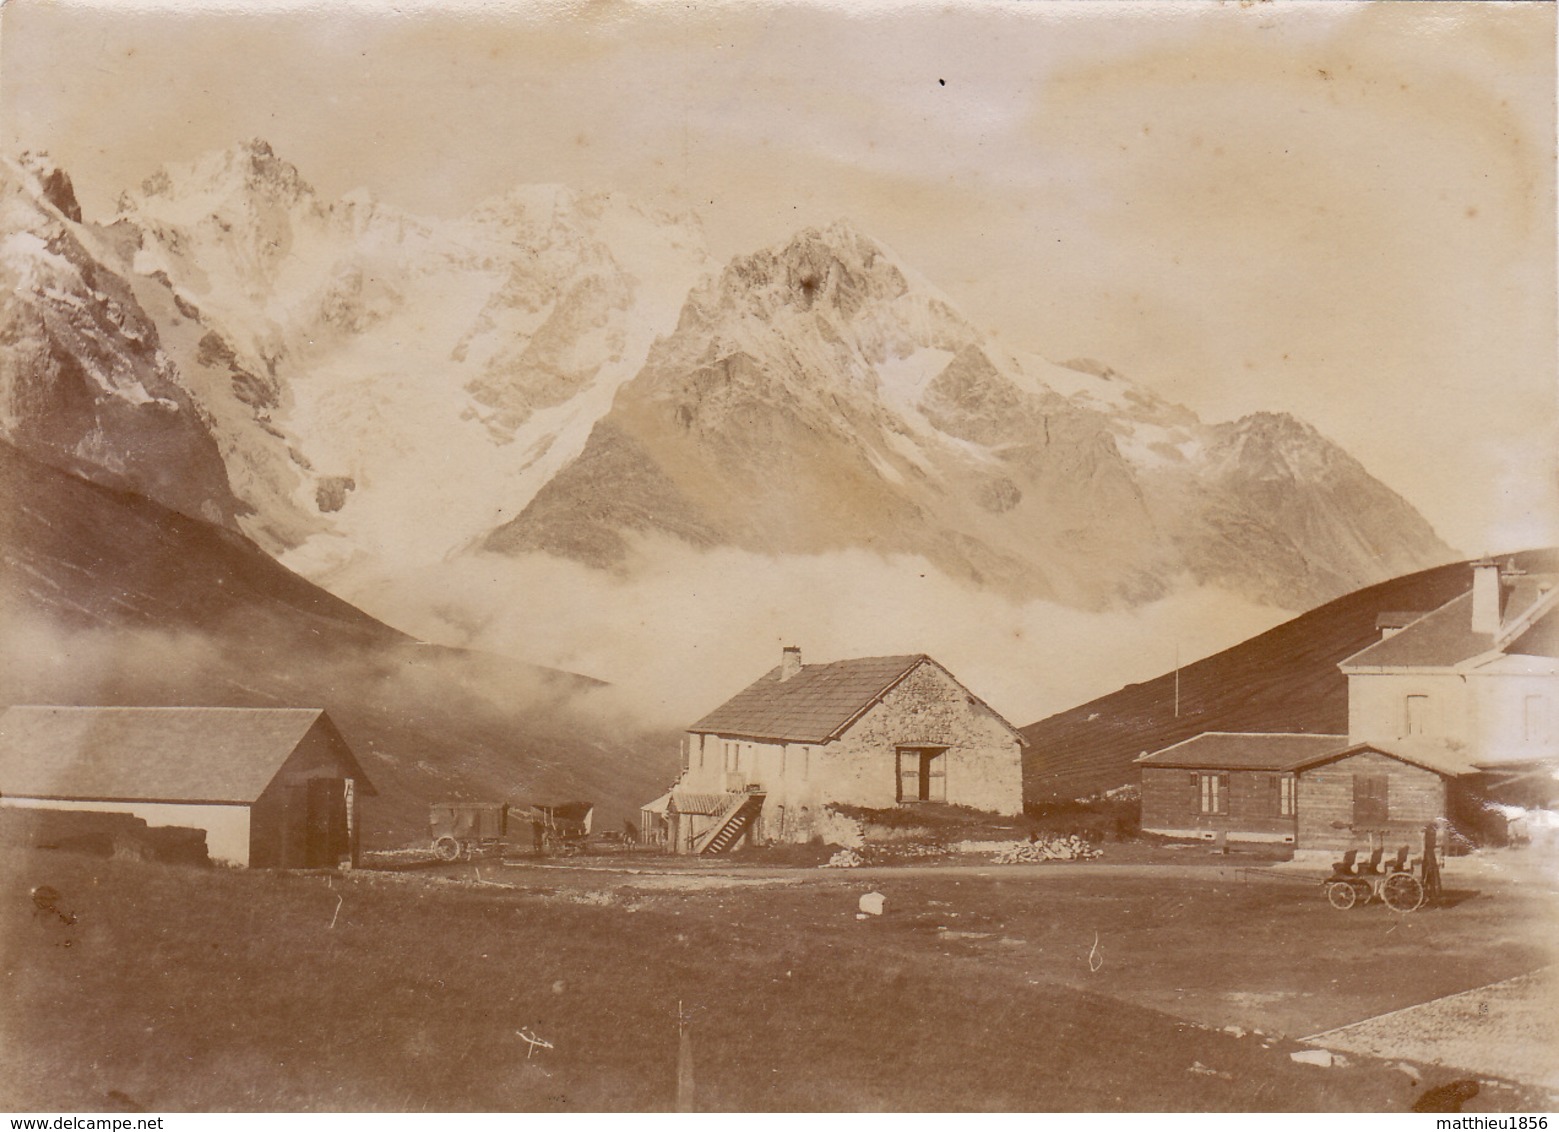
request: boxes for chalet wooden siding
[1140,766,1298,843]
[1294,748,1447,851]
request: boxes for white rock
[1290,1049,1334,1068]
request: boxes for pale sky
[3,0,1554,555]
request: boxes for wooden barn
[1137,731,1475,850]
[645,648,1025,853]
[0,706,374,867]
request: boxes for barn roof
[0,706,375,804]
[1342,574,1559,670]
[1136,731,1479,778]
[689,654,1026,745]
[1135,732,1350,772]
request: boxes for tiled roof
[1136,732,1350,771]
[1339,739,1482,778]
[1342,575,1559,669]
[1138,731,1478,778]
[0,706,375,804]
[690,654,931,743]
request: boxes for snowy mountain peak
[132,137,315,210]
[14,151,83,223]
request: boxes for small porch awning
[640,791,672,816]
[667,792,730,816]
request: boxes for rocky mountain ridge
[2,142,1454,630]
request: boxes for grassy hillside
[8,848,1552,1110]
[1021,549,1559,804]
[0,441,679,843]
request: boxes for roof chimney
[1471,557,1504,636]
[780,645,802,682]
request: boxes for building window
[1198,773,1227,815]
[680,737,690,771]
[1353,774,1389,825]
[724,741,739,773]
[897,747,947,803]
[1280,775,1295,817]
[1525,695,1549,743]
[1405,694,1430,736]
[800,746,811,780]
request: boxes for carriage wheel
[433,836,461,862]
[1382,872,1425,913]
[1326,880,1358,910]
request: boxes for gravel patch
[1305,967,1559,1090]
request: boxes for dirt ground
[3,844,1555,1111]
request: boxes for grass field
[2,846,1554,1112]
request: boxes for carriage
[1322,843,1429,912]
[428,800,594,861]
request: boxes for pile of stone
[821,848,865,868]
[990,835,1102,864]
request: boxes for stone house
[643,649,1025,853]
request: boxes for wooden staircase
[695,790,765,855]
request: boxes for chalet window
[1525,695,1549,743]
[897,747,947,803]
[1198,773,1227,815]
[724,741,739,773]
[1353,774,1389,825]
[1405,694,1430,736]
[800,746,811,780]
[1280,775,1295,817]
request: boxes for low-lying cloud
[343,536,1293,729]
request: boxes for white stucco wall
[0,797,251,866]
[1348,666,1559,763]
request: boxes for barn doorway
[897,747,947,803]
[304,777,351,867]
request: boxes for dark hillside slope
[1021,549,1559,804]
[0,440,677,841]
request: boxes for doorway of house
[897,746,947,803]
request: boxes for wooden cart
[428,800,595,860]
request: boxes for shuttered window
[1405,695,1430,736]
[1280,775,1295,816]
[1198,773,1227,814]
[897,748,947,803]
[1525,695,1550,743]
[1353,774,1389,825]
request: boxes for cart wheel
[1382,872,1425,913]
[1326,880,1358,910]
[433,836,461,862]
